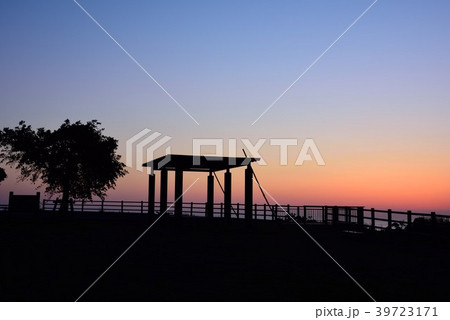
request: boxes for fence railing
[38,199,449,232]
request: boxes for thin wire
[256,180,377,302]
[251,0,379,125]
[75,178,199,301]
[73,0,200,125]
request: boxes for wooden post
[148,173,155,216]
[287,204,290,218]
[174,169,183,219]
[371,208,375,231]
[303,206,307,223]
[431,212,437,225]
[207,172,214,219]
[407,210,412,229]
[81,199,85,213]
[160,169,168,215]
[357,207,364,228]
[245,165,253,223]
[387,209,392,230]
[254,204,257,219]
[220,203,223,218]
[332,206,339,225]
[101,200,104,213]
[322,206,326,224]
[190,202,193,217]
[120,200,124,213]
[236,203,240,219]
[274,205,278,220]
[263,204,267,221]
[224,169,232,221]
[141,201,144,214]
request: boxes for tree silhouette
[0,167,6,184]
[0,120,127,212]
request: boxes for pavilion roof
[142,154,259,172]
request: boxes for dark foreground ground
[0,212,449,302]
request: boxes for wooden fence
[39,199,449,231]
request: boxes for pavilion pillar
[160,169,168,215]
[174,169,183,218]
[207,171,214,219]
[245,165,253,223]
[224,169,232,221]
[148,173,155,216]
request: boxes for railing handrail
[30,199,450,232]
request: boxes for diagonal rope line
[75,178,200,302]
[254,179,377,302]
[251,0,379,126]
[73,0,200,126]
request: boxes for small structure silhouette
[143,154,259,221]
[8,191,40,213]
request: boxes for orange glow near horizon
[1,150,449,215]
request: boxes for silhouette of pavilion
[143,154,259,220]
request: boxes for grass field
[0,213,449,301]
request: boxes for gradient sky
[1,0,449,214]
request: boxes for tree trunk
[59,188,70,214]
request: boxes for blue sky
[1,0,450,212]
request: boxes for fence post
[324,206,328,225]
[254,204,257,219]
[297,206,300,219]
[141,201,144,214]
[431,212,437,225]
[371,208,375,231]
[190,202,193,217]
[387,209,392,231]
[101,200,104,213]
[121,200,124,214]
[322,206,326,224]
[236,203,240,219]
[331,206,338,225]
[274,205,278,220]
[407,210,412,230]
[357,207,364,228]
[303,206,307,223]
[287,204,290,219]
[220,203,223,218]
[81,200,85,213]
[263,204,266,221]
